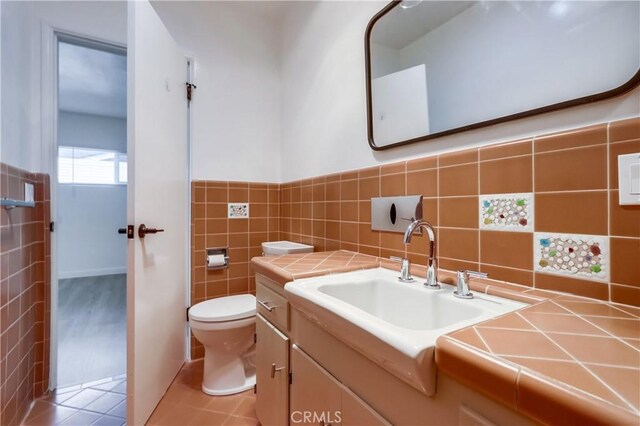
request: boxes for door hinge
[289,372,293,384]
[186,82,197,101]
[186,306,190,321]
[49,221,55,232]
[254,333,257,344]
[253,384,257,394]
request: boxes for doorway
[55,37,128,393]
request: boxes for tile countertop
[251,250,640,425]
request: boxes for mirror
[365,0,640,150]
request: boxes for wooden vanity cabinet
[255,273,391,426]
[290,344,342,425]
[290,345,390,426]
[256,313,290,426]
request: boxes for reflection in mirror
[367,1,640,149]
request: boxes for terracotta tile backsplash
[1,164,51,426]
[189,117,640,362]
[190,181,280,359]
[278,117,640,307]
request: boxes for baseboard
[58,267,126,280]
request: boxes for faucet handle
[461,270,488,280]
[398,257,415,283]
[454,270,488,299]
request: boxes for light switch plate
[618,152,640,205]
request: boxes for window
[58,146,127,185]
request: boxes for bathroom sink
[284,267,526,395]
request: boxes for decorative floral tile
[534,233,609,282]
[228,203,249,219]
[479,193,533,232]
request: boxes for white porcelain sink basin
[285,267,526,395]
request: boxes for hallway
[57,274,126,387]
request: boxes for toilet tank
[262,241,314,256]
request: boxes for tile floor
[147,360,259,426]
[21,361,258,426]
[21,376,127,425]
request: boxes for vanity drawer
[256,280,289,331]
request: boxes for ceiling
[58,41,127,119]
[371,1,475,50]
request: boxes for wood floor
[57,274,126,387]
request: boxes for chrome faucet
[455,270,488,299]
[403,220,439,289]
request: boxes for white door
[126,1,188,424]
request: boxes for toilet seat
[189,294,256,322]
[190,316,255,331]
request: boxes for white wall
[56,111,127,278]
[279,1,640,182]
[2,0,639,185]
[1,0,39,171]
[0,0,126,173]
[152,1,282,183]
[57,185,127,279]
[396,1,640,133]
[59,111,127,152]
[370,42,400,79]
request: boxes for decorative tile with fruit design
[479,193,533,232]
[534,233,609,282]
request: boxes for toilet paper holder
[206,247,229,270]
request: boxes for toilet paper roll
[207,254,226,268]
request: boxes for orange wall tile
[190,180,280,359]
[1,164,51,425]
[277,117,640,308]
[190,118,640,361]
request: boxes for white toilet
[188,294,257,395]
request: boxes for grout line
[516,311,639,414]
[495,353,640,371]
[532,135,537,290]
[503,188,607,195]
[477,153,532,163]
[534,141,608,155]
[471,327,493,353]
[477,149,481,269]
[477,325,614,339]
[554,298,640,319]
[549,302,640,349]
[436,156,440,264]
[606,122,612,303]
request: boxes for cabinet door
[256,314,290,426]
[290,345,342,426]
[341,386,390,426]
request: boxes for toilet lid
[189,294,256,322]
